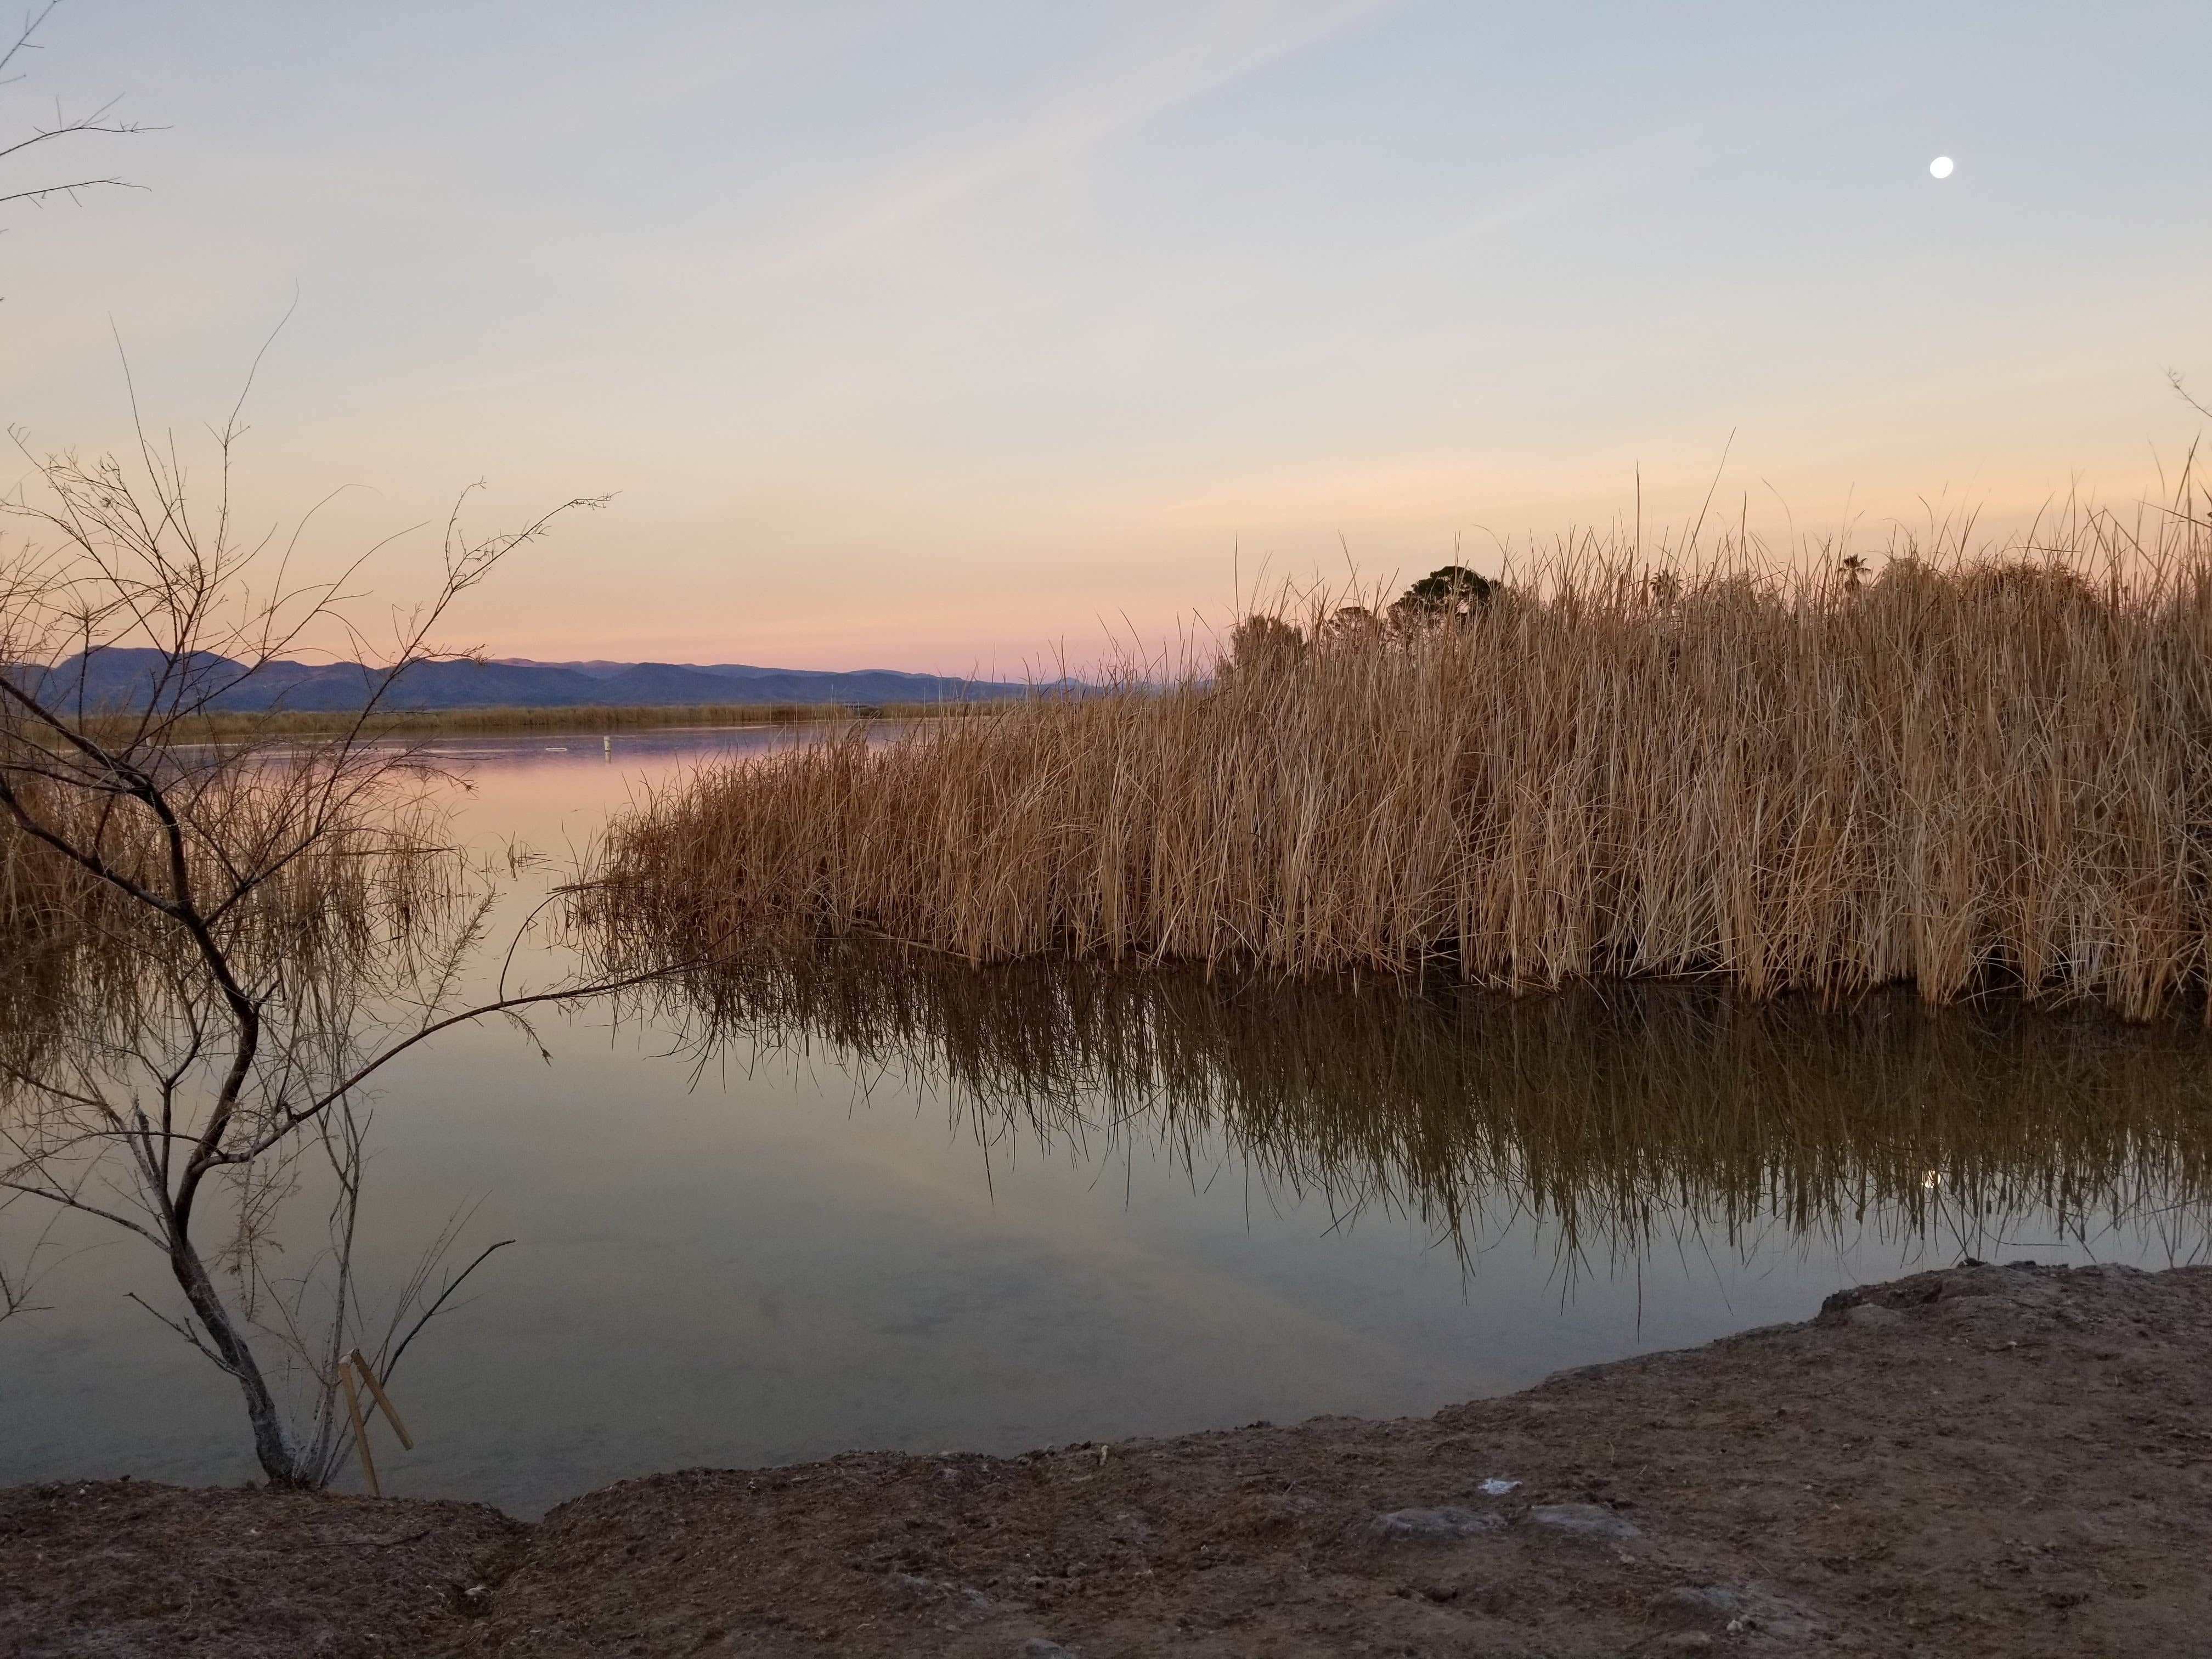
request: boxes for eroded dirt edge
[4,1261,2206,1658]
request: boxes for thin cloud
[757,0,1398,280]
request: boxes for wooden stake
[347,1349,415,1450]
[338,1362,381,1497]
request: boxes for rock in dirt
[1358,1505,1506,1543]
[1844,1301,1904,1328]
[1648,1584,1745,1628]
[1019,1642,1079,1658]
[1527,1501,1641,1540]
[888,1572,992,1614]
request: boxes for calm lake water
[4,725,2210,1516]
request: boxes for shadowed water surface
[3,726,2209,1515]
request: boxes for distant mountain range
[13,648,1034,713]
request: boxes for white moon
[1929,155,1955,179]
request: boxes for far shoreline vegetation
[72,698,989,743]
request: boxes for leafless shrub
[0,392,681,1487]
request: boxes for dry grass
[0,765,464,1070]
[586,487,2212,1020]
[79,699,973,744]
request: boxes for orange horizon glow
[6,3,2208,675]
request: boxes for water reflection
[647,946,2212,1271]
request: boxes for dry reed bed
[587,511,2212,1019]
[0,766,462,1072]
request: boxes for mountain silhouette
[12,648,1030,714]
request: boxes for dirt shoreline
[4,1260,2207,1657]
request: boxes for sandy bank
[4,1260,2207,1657]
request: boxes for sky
[4,1,2209,673]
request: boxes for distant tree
[1388,564,1497,628]
[1317,605,1382,648]
[1960,560,2099,612]
[1221,614,1306,680]
[1874,554,1943,600]
[1837,554,1871,591]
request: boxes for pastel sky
[6,1,2209,673]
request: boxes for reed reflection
[647,947,2212,1270]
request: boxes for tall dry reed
[0,764,464,1069]
[588,490,2212,1019]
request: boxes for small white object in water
[543,746,568,753]
[1479,1478,1520,1496]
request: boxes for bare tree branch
[2171,369,2212,425]
[0,374,648,1486]
[0,2,151,236]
